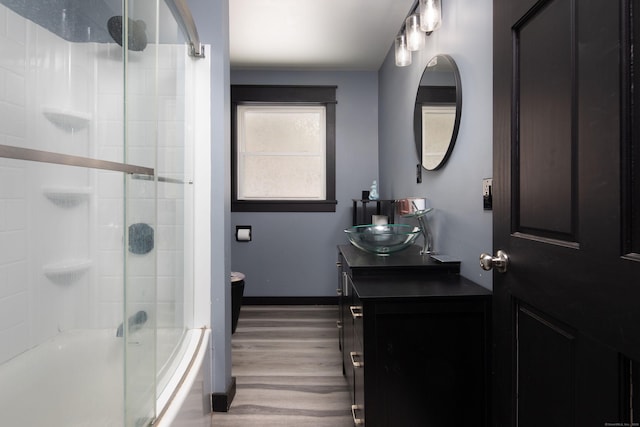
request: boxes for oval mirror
[413,54,462,170]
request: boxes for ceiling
[228,0,416,71]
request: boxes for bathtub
[0,328,210,426]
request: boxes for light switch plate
[482,178,492,210]
[482,178,492,196]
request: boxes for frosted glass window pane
[237,105,326,200]
[240,156,325,199]
[241,107,323,153]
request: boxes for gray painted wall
[378,0,494,289]
[230,70,379,296]
[189,0,233,395]
[230,0,494,295]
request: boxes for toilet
[230,272,245,334]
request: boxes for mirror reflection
[413,54,462,170]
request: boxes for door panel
[516,303,625,427]
[627,0,640,256]
[516,0,575,240]
[517,305,574,427]
[494,0,640,425]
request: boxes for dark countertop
[338,244,492,301]
[338,244,460,275]
[352,274,492,301]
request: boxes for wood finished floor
[210,305,353,427]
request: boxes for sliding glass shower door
[0,0,200,425]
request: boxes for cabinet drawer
[351,305,364,345]
[350,324,364,365]
[353,334,365,426]
[353,361,365,426]
[351,297,365,425]
[351,290,364,347]
[350,327,364,372]
[343,306,355,402]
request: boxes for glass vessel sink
[344,224,421,256]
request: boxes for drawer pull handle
[350,351,364,368]
[351,404,365,425]
[337,320,343,329]
[350,305,363,319]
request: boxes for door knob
[479,250,509,273]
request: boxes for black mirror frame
[413,54,462,171]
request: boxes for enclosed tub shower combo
[0,0,211,425]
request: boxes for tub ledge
[154,328,211,426]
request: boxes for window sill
[232,200,337,213]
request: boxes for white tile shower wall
[131,45,186,331]
[29,23,93,341]
[0,169,29,362]
[0,3,187,363]
[97,44,187,332]
[157,46,187,331]
[0,5,30,363]
[0,7,99,360]
[92,41,125,332]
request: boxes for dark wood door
[493,0,640,425]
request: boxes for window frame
[231,85,337,212]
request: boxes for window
[421,104,457,170]
[231,85,337,212]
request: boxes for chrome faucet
[402,201,434,255]
[415,212,433,254]
[116,310,148,337]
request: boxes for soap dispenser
[369,180,379,200]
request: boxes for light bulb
[419,0,442,33]
[395,34,412,67]
[405,14,425,51]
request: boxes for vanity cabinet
[337,245,492,427]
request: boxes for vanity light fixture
[405,14,425,51]
[394,0,442,67]
[395,34,412,66]
[419,0,442,33]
